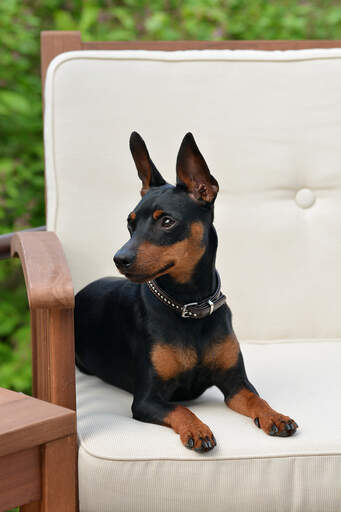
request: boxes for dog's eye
[161,216,175,229]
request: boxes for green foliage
[1,0,341,395]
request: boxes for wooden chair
[1,32,341,511]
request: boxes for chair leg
[40,434,77,512]
[21,434,77,512]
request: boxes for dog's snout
[114,250,135,269]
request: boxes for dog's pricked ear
[129,132,166,196]
[176,133,218,204]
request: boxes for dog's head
[114,132,219,284]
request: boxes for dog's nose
[113,251,134,269]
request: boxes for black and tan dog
[75,132,298,452]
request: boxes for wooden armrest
[11,231,74,310]
[11,231,76,410]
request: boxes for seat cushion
[76,341,341,512]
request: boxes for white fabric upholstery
[43,48,341,510]
[77,341,341,511]
[44,48,341,342]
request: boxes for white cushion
[44,48,341,341]
[76,341,341,512]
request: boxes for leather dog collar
[146,272,226,319]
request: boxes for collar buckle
[182,302,198,318]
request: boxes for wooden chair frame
[1,31,341,511]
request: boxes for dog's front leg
[226,386,298,437]
[216,370,298,437]
[132,394,216,451]
[212,346,298,437]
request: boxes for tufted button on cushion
[295,188,316,209]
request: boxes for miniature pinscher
[74,132,298,452]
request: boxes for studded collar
[146,272,226,319]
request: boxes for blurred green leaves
[1,0,341,396]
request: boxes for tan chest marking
[151,343,198,380]
[202,334,240,371]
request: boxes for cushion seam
[78,440,341,463]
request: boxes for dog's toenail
[205,437,212,448]
[254,417,260,428]
[187,438,194,448]
[200,437,208,449]
[270,424,279,435]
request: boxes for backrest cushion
[44,49,341,341]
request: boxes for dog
[74,131,298,452]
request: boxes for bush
[1,0,341,397]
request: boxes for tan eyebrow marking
[128,212,136,222]
[153,209,165,220]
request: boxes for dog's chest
[150,334,240,381]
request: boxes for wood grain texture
[11,231,74,310]
[0,447,41,511]
[40,435,77,512]
[31,308,76,410]
[0,390,76,511]
[11,231,76,410]
[20,501,41,512]
[82,39,341,51]
[0,391,75,458]
[0,387,26,406]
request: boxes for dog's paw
[179,425,216,452]
[254,413,298,437]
